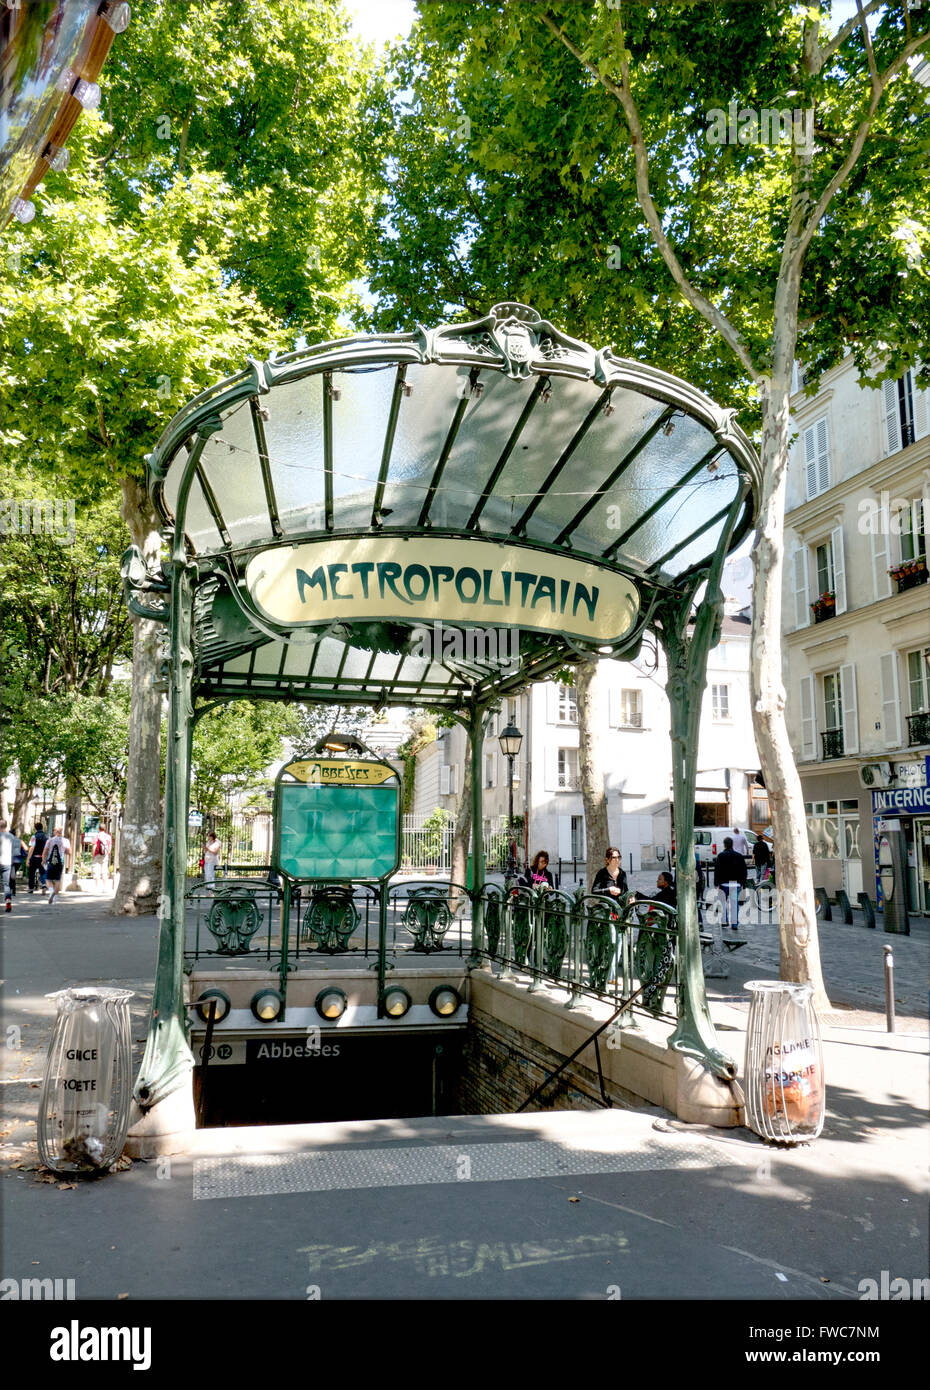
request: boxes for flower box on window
[810,591,836,623]
[888,556,927,594]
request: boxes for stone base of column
[124,1082,196,1158]
[673,1051,744,1128]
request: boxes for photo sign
[245,537,640,644]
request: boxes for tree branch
[797,29,930,253]
[539,8,761,384]
[810,0,885,71]
[856,0,881,92]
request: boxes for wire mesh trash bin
[37,987,134,1174]
[743,980,825,1143]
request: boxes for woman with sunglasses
[520,850,554,891]
[592,847,628,898]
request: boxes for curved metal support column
[654,492,748,1083]
[131,558,197,1129]
[467,702,488,968]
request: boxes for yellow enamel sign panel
[284,760,397,785]
[246,537,639,644]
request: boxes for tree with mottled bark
[366,0,930,1010]
[574,662,611,891]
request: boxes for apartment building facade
[783,356,930,912]
[414,599,761,875]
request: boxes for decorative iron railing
[475,884,679,1022]
[184,875,470,965]
[889,558,927,594]
[182,876,681,1026]
[821,728,844,759]
[906,711,930,747]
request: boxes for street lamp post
[498,722,523,883]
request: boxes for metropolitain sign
[245,537,640,644]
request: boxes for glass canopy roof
[147,304,760,710]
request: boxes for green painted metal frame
[126,305,763,1121]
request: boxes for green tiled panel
[277,784,399,879]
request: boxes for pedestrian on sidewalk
[8,826,27,898]
[91,826,113,892]
[752,835,772,884]
[731,826,751,856]
[203,831,222,884]
[0,820,20,912]
[713,836,747,930]
[41,826,71,906]
[592,847,628,899]
[27,822,48,893]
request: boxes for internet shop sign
[246,537,640,645]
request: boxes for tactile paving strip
[193,1134,753,1200]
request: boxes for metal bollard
[883,944,895,1033]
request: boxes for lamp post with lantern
[498,722,523,882]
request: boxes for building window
[508,698,519,725]
[485,753,495,789]
[821,671,844,758]
[908,648,930,713]
[711,684,730,721]
[558,684,578,724]
[570,815,585,859]
[620,689,642,728]
[823,672,842,729]
[815,541,834,597]
[557,748,580,790]
[899,502,927,562]
[803,416,830,500]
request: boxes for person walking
[27,822,48,894]
[203,831,222,884]
[713,836,748,930]
[0,821,19,912]
[41,826,71,906]
[731,826,751,856]
[91,826,113,892]
[8,826,27,898]
[752,835,772,883]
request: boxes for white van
[694,827,760,865]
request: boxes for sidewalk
[1,888,926,1302]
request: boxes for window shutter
[803,425,817,499]
[557,815,573,861]
[883,379,901,454]
[815,417,830,493]
[439,765,451,796]
[831,525,847,614]
[544,746,560,792]
[546,683,559,723]
[840,664,859,755]
[914,374,930,441]
[879,653,901,748]
[869,499,892,600]
[792,546,810,629]
[800,675,817,760]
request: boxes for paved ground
[1,884,926,1342]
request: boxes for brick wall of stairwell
[454,1004,629,1115]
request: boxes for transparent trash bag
[37,987,134,1173]
[743,980,825,1143]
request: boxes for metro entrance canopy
[123,302,761,1139]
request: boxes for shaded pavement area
[1,887,926,1319]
